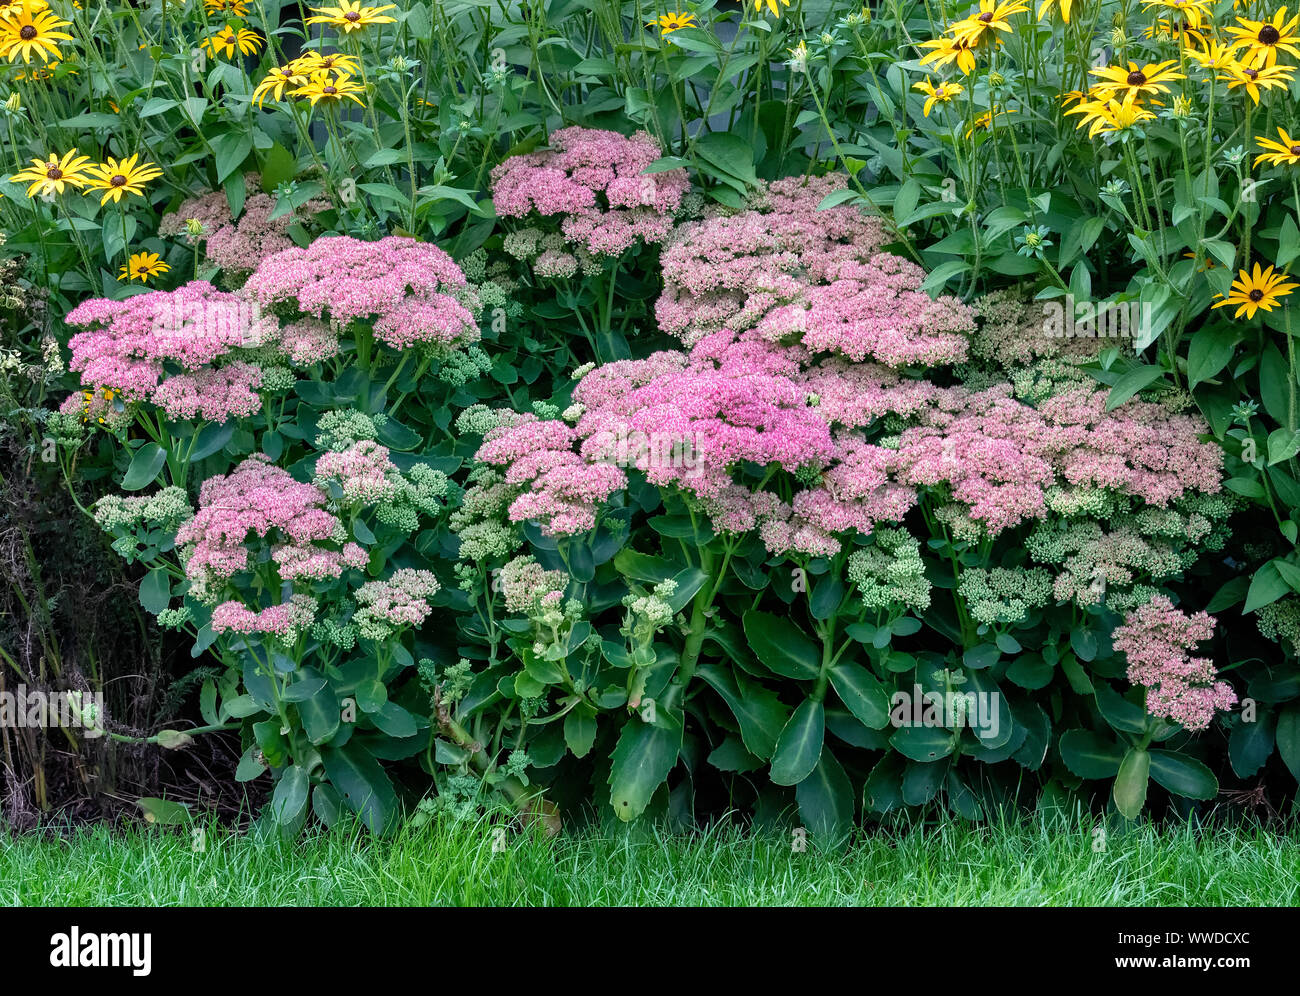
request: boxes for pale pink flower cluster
[655,175,970,367]
[278,318,340,365]
[572,359,836,499]
[314,441,399,505]
[353,569,441,638]
[562,311,938,553]
[801,359,942,428]
[468,173,1225,561]
[476,415,627,534]
[63,235,484,425]
[208,193,327,276]
[243,235,479,352]
[211,593,318,640]
[65,281,276,421]
[1112,595,1237,731]
[755,253,972,366]
[149,363,263,421]
[276,541,369,581]
[746,436,918,558]
[895,385,1224,535]
[160,181,327,279]
[499,556,569,614]
[1036,387,1223,505]
[498,343,1222,552]
[158,186,232,240]
[490,126,689,259]
[896,386,1058,535]
[478,345,921,553]
[176,455,361,599]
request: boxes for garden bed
[1,0,1298,876]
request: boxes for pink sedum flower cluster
[211,593,318,640]
[479,348,920,554]
[66,281,275,422]
[63,235,487,425]
[243,235,480,353]
[573,356,837,499]
[352,569,441,640]
[473,173,1224,557]
[1112,594,1237,731]
[655,175,971,367]
[159,174,327,279]
[149,363,264,422]
[207,193,329,277]
[278,318,341,365]
[756,253,972,367]
[477,415,627,534]
[895,384,1224,535]
[1036,387,1223,505]
[490,126,689,265]
[314,440,400,505]
[176,455,364,600]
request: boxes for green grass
[3,814,1297,906]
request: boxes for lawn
[4,817,1296,907]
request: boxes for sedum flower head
[847,527,932,612]
[1113,594,1236,731]
[352,569,440,641]
[499,555,570,615]
[622,578,679,641]
[313,410,384,452]
[93,486,193,532]
[957,566,1053,625]
[1257,596,1300,654]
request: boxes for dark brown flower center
[1260,24,1281,44]
[110,174,126,187]
[1289,145,1300,155]
[978,11,993,21]
[137,266,150,274]
[1245,67,1260,79]
[323,85,337,94]
[45,165,62,179]
[19,25,36,39]
[344,10,359,19]
[1127,70,1147,86]
[1249,288,1265,301]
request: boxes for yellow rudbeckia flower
[305,1,396,32]
[1089,60,1184,101]
[292,69,367,107]
[84,154,163,205]
[1255,127,1300,168]
[1226,6,1300,68]
[1212,262,1299,319]
[118,251,170,284]
[912,76,964,116]
[948,0,1029,46]
[202,26,264,59]
[650,11,697,35]
[1217,60,1295,103]
[918,35,980,75]
[9,148,91,197]
[0,6,71,64]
